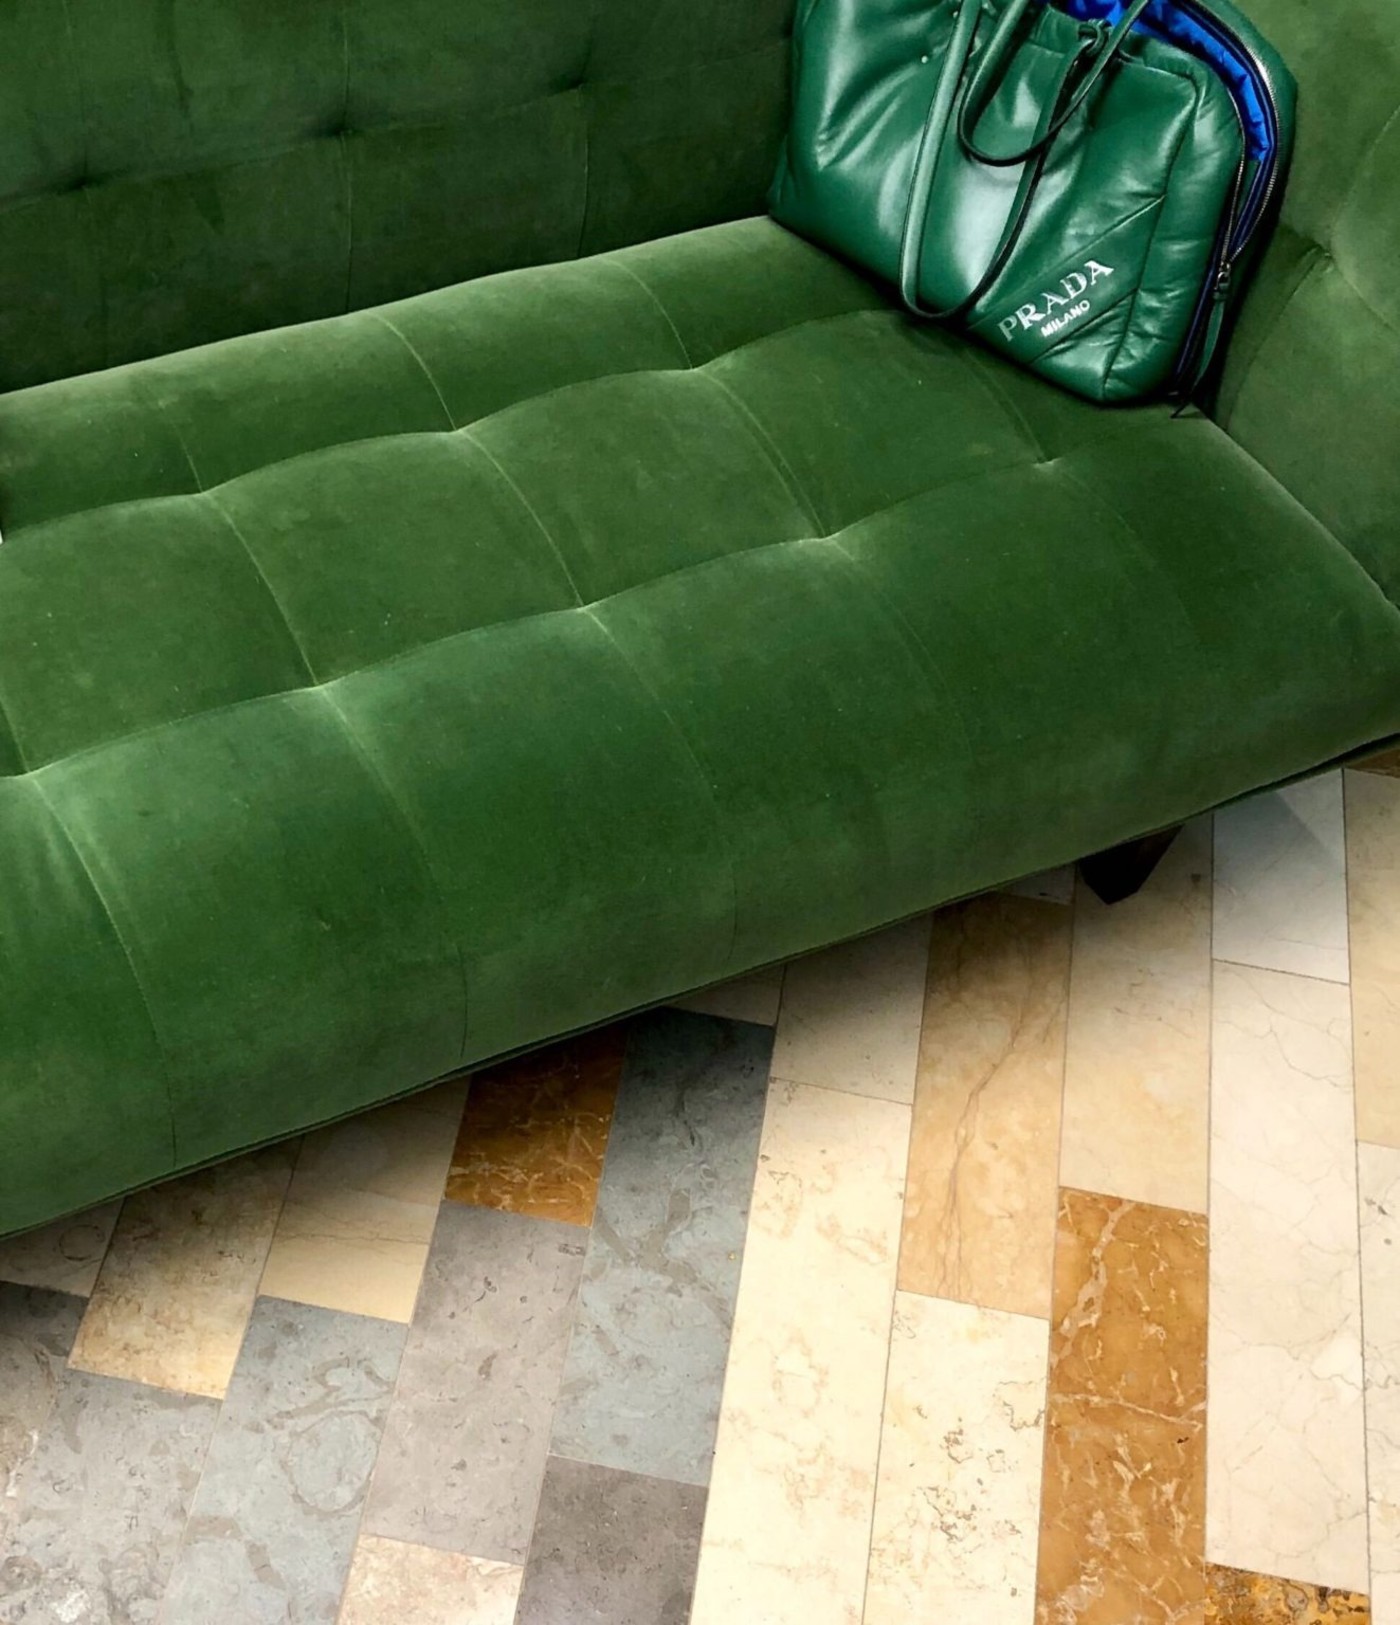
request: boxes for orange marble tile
[1356,748,1400,779]
[1205,1567,1370,1623]
[444,1025,626,1225]
[1035,1188,1208,1625]
[900,894,1070,1318]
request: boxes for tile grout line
[856,912,932,1625]
[1344,771,1378,1600]
[332,1085,475,1624]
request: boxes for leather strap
[899,0,1110,319]
[959,0,1155,166]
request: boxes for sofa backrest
[0,0,791,391]
[1216,0,1400,601]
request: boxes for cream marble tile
[1060,817,1212,1212]
[1002,866,1076,906]
[864,1293,1047,1624]
[338,1535,522,1625]
[690,1079,909,1625]
[0,1201,121,1296]
[770,917,932,1104]
[899,895,1070,1319]
[1374,1573,1400,1625]
[69,1143,296,1399]
[260,1082,467,1323]
[1208,962,1368,1593]
[1361,1140,1400,1613]
[1346,770,1400,1147]
[671,966,786,1026]
[1213,774,1349,984]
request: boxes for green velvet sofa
[1,0,1396,1239]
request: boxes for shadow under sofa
[2,0,1398,1238]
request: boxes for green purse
[771,0,1296,403]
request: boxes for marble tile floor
[3,761,1400,1622]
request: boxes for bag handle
[898,0,1104,318]
[958,0,1155,166]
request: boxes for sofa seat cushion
[3,216,1399,1234]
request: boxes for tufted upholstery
[4,216,1400,1234]
[3,0,1400,1235]
[0,0,792,390]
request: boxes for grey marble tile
[160,1297,405,1625]
[515,1455,706,1625]
[0,1369,217,1624]
[364,1203,586,1564]
[550,1009,771,1485]
[0,1284,84,1530]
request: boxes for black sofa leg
[1078,826,1182,906]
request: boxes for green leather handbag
[771,0,1296,403]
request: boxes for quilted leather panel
[3,216,1400,1235]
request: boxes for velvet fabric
[1,0,1398,1236]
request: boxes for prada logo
[997,259,1116,342]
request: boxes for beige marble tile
[1213,774,1350,984]
[865,1293,1047,1624]
[1346,770,1400,1147]
[1036,1190,1207,1625]
[900,895,1070,1319]
[1003,866,1076,906]
[1060,817,1212,1213]
[771,917,931,1104]
[1204,1565,1371,1622]
[690,1079,908,1625]
[260,1082,467,1323]
[1208,962,1368,1593]
[338,1535,522,1624]
[0,1201,121,1296]
[671,965,786,1026]
[69,1143,296,1399]
[1361,1140,1400,1612]
[1374,1573,1400,1625]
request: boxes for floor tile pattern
[2,762,1400,1621]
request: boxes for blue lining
[1053,0,1272,163]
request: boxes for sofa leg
[1078,826,1182,905]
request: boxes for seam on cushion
[1215,237,1324,425]
[1329,100,1400,240]
[574,14,597,258]
[825,534,981,784]
[312,685,474,1065]
[57,0,109,371]
[958,350,1050,463]
[368,312,458,430]
[26,775,179,1170]
[454,427,586,605]
[0,46,788,221]
[340,0,354,313]
[17,439,1140,780]
[1051,454,1230,695]
[202,490,320,686]
[134,381,323,688]
[581,604,742,978]
[605,260,695,366]
[701,372,829,533]
[0,681,28,774]
[3,308,899,544]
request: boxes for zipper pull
[1214,263,1233,301]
